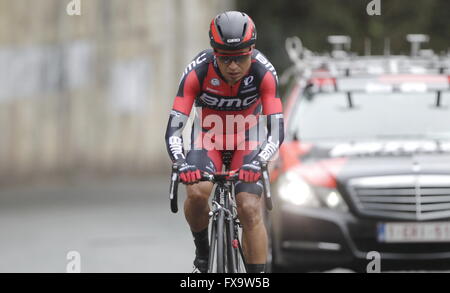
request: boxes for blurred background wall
[0,0,233,184]
[0,0,448,184]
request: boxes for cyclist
[165,11,284,273]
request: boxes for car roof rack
[280,34,450,86]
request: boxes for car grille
[347,175,450,220]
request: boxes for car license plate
[377,222,450,243]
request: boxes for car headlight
[315,187,349,212]
[278,171,320,207]
[277,170,349,212]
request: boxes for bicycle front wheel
[216,209,225,273]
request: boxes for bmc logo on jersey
[255,53,278,81]
[200,93,258,110]
[180,52,207,81]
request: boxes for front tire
[216,209,225,273]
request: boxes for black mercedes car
[269,67,450,272]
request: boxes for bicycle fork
[207,183,248,273]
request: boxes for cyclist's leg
[184,148,222,272]
[185,128,223,230]
[184,148,222,232]
[231,141,267,272]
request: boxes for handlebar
[200,170,239,183]
[169,164,273,213]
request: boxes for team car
[268,35,450,272]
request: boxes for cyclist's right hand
[177,160,201,185]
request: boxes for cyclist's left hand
[239,160,261,183]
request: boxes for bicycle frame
[169,163,272,273]
[207,175,247,273]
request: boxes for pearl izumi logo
[244,76,254,87]
[66,0,81,16]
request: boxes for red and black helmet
[209,11,257,50]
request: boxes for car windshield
[290,91,450,142]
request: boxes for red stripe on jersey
[260,72,282,115]
[172,70,199,115]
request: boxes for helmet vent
[242,23,247,37]
[217,25,224,38]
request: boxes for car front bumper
[270,202,450,271]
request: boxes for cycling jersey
[165,49,284,195]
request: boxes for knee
[186,184,210,205]
[237,194,263,228]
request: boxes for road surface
[0,175,446,273]
[0,175,194,273]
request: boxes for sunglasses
[214,50,253,64]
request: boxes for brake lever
[169,164,179,213]
[260,161,273,211]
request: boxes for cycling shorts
[186,141,263,196]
